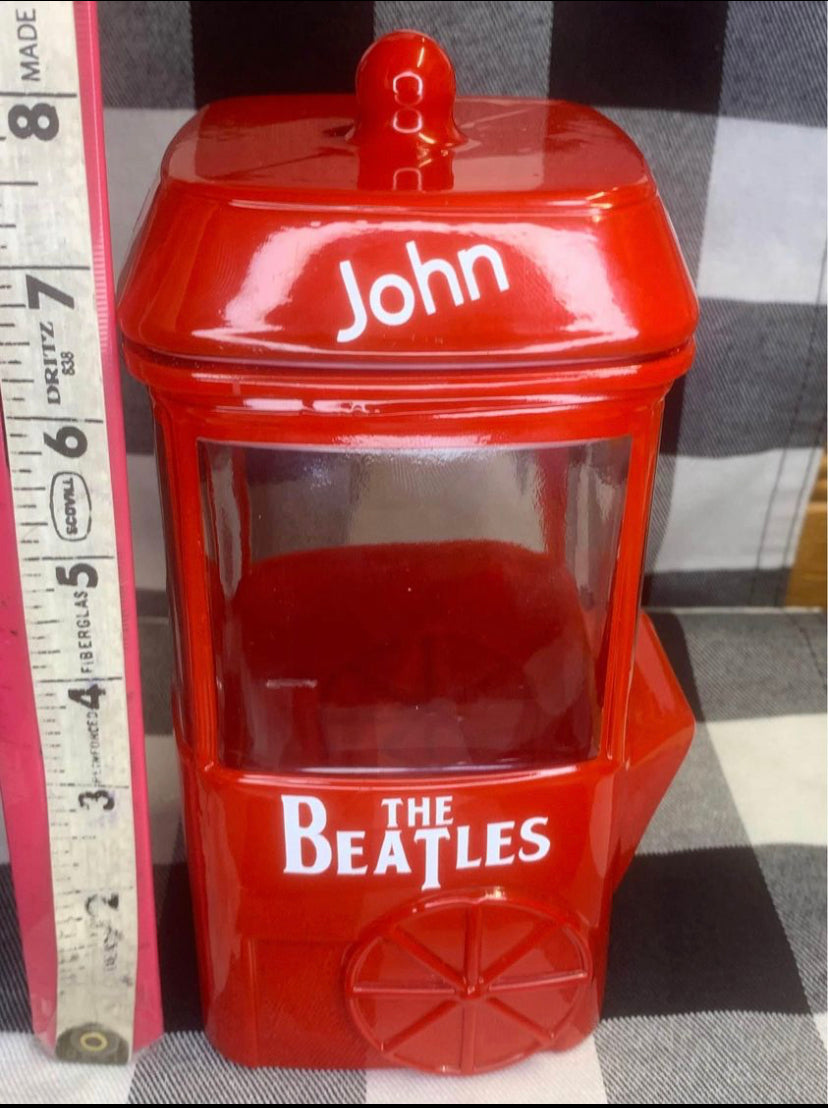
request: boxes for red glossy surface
[118,31,698,1074]
[345,893,593,1075]
[118,30,696,365]
[213,539,599,773]
[165,616,690,1071]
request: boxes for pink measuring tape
[0,1,161,1062]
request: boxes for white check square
[0,1032,135,1105]
[366,1036,607,1104]
[698,117,827,304]
[708,713,827,846]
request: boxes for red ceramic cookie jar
[118,31,697,1075]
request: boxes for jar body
[128,353,693,1072]
[198,436,630,775]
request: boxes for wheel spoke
[390,927,465,991]
[478,919,556,988]
[463,903,485,989]
[351,982,455,997]
[485,996,556,1047]
[489,968,589,993]
[381,999,456,1055]
[460,1003,478,1075]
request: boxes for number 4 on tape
[0,1,161,1063]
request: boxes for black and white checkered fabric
[1,609,825,1101]
[1,3,826,1103]
[98,0,827,611]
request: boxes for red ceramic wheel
[345,893,592,1075]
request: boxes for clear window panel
[199,440,630,774]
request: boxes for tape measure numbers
[0,1,137,1060]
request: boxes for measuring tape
[0,0,158,1063]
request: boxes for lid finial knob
[353,31,464,148]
